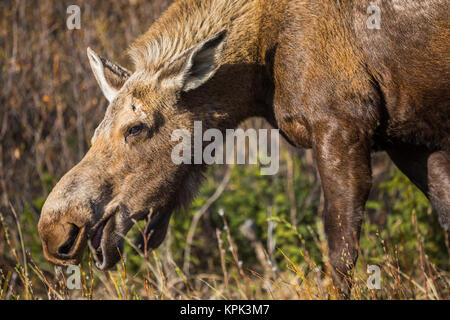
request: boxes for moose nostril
[57,223,80,255]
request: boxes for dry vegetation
[0,0,448,300]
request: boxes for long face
[38,31,227,269]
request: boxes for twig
[183,167,232,274]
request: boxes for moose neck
[129,0,264,70]
[129,0,287,131]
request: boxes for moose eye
[125,124,144,141]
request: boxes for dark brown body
[265,0,450,294]
[39,0,449,298]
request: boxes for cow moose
[38,0,449,297]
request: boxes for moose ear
[87,47,131,102]
[160,30,227,92]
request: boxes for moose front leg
[312,123,373,298]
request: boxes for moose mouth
[86,206,173,270]
[88,214,115,269]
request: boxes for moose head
[38,31,233,269]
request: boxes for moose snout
[37,159,107,266]
[38,215,87,266]
[38,186,92,266]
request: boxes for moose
[38,0,449,297]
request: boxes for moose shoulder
[38,0,449,297]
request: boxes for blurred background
[0,0,448,299]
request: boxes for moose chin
[38,0,449,298]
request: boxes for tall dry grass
[0,204,448,300]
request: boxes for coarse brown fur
[38,0,449,298]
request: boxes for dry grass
[0,206,448,300]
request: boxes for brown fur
[39,0,449,297]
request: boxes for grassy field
[1,191,449,300]
[0,0,449,300]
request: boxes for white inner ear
[182,45,219,92]
[87,47,118,103]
